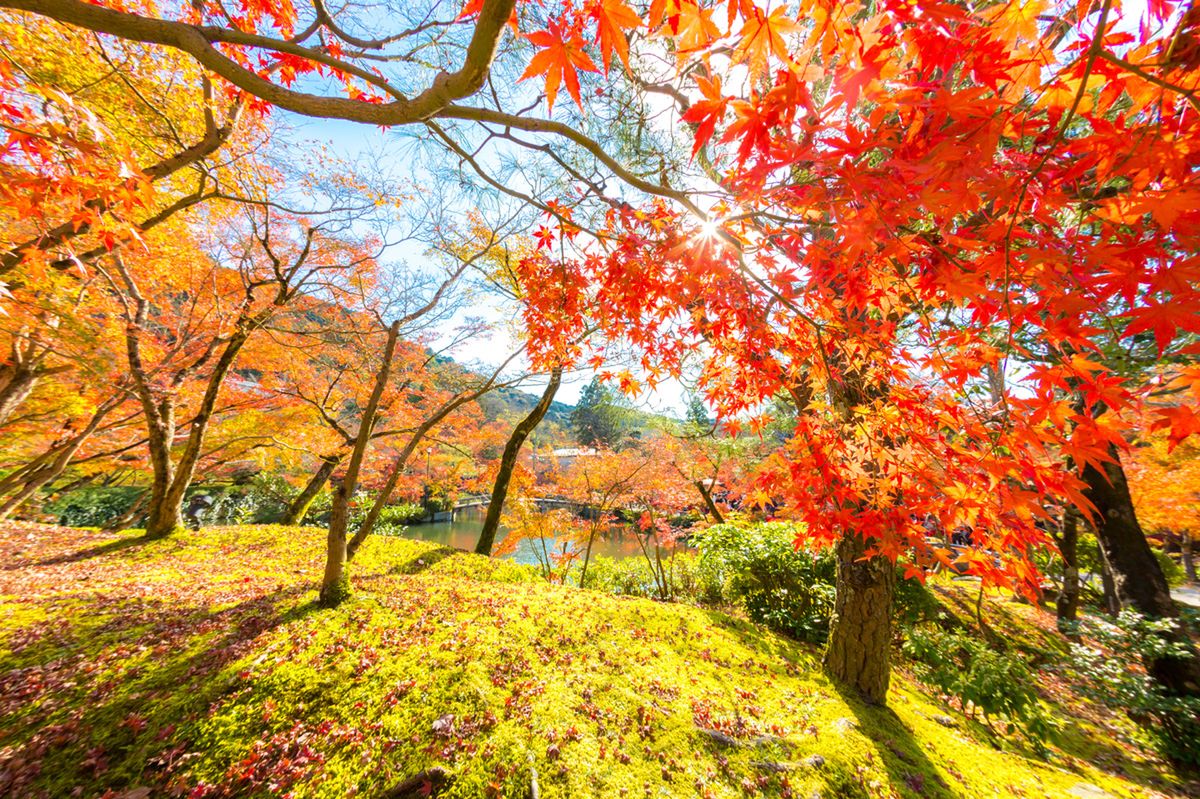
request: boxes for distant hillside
[428,350,684,433]
[476,384,575,426]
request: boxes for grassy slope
[0,523,1187,799]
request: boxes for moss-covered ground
[0,523,1191,798]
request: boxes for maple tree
[1129,422,1200,583]
[5,0,1200,713]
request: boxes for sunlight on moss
[0,524,1186,798]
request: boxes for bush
[576,551,726,604]
[902,626,1050,748]
[894,572,942,625]
[1154,548,1186,589]
[1059,610,1200,765]
[373,502,426,536]
[50,486,142,528]
[692,521,835,643]
[241,474,294,524]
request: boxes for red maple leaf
[519,19,600,111]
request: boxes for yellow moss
[0,524,1187,798]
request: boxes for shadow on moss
[0,585,317,796]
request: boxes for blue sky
[278,112,691,415]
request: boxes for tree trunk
[282,453,341,525]
[348,367,510,560]
[320,477,352,607]
[694,479,725,523]
[823,533,896,705]
[1082,445,1200,697]
[1055,506,1081,625]
[141,398,181,539]
[346,423,435,559]
[1099,551,1120,616]
[318,321,401,606]
[475,367,561,556]
[0,366,38,427]
[1183,533,1197,585]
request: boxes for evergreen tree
[684,393,711,431]
[570,377,631,448]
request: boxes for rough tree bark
[823,533,896,705]
[1099,551,1120,616]
[1082,445,1200,697]
[0,365,37,426]
[475,366,561,556]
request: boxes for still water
[398,505,650,566]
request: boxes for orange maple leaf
[661,0,721,59]
[681,73,728,156]
[519,19,600,110]
[588,0,640,72]
[733,5,798,74]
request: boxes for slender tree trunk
[823,533,896,705]
[102,489,149,533]
[319,321,401,607]
[141,397,180,539]
[578,522,600,588]
[1099,551,1120,616]
[320,477,353,607]
[1055,506,1081,626]
[1183,533,1197,585]
[475,367,561,556]
[283,453,341,525]
[1082,445,1200,697]
[694,480,724,523]
[347,427,432,560]
[0,366,38,427]
[348,372,509,560]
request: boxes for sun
[697,218,721,240]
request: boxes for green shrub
[692,520,835,643]
[1059,610,1200,765]
[902,626,1050,748]
[1154,548,1186,588]
[241,474,295,524]
[575,552,726,604]
[189,487,255,527]
[50,486,142,527]
[372,502,426,536]
[894,570,943,625]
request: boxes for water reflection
[394,505,649,566]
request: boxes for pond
[397,505,655,567]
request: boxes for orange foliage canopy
[505,0,1200,593]
[3,0,1199,596]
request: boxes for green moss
[0,524,1188,798]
